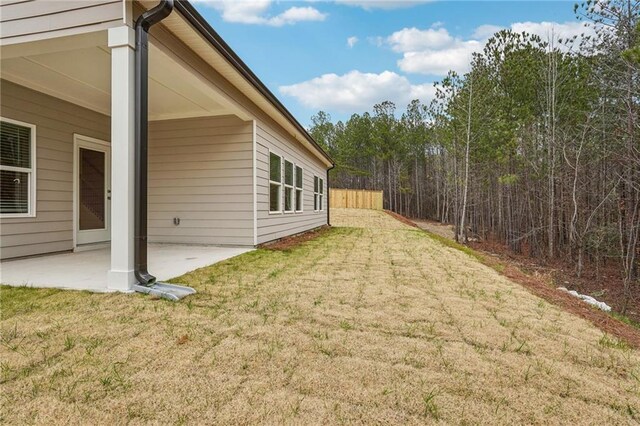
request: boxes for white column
[107,26,136,292]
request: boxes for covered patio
[0,6,254,292]
[1,244,251,292]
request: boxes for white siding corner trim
[252,119,258,246]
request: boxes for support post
[107,26,136,292]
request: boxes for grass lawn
[1,208,639,424]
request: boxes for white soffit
[0,32,230,121]
[148,43,228,120]
[1,46,111,114]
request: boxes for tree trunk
[459,76,473,243]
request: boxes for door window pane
[79,148,105,230]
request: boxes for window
[1,118,35,217]
[295,165,303,212]
[284,160,294,212]
[269,152,281,212]
[314,175,324,211]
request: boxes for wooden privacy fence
[330,189,384,210]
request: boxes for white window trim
[268,150,282,215]
[319,177,324,212]
[313,175,324,213]
[0,117,36,218]
[295,164,304,213]
[313,176,318,212]
[283,159,294,214]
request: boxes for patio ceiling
[0,31,237,121]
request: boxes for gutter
[133,0,195,301]
[174,1,335,168]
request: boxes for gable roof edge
[174,0,334,167]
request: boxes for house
[0,0,333,294]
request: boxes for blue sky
[192,1,582,125]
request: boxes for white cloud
[347,36,359,48]
[387,27,454,52]
[279,70,436,112]
[192,0,326,26]
[384,21,595,76]
[386,25,481,75]
[398,41,482,76]
[269,6,327,26]
[336,0,432,10]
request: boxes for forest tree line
[308,0,640,312]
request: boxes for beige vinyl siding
[147,115,254,246]
[0,80,109,260]
[145,22,330,244]
[0,0,123,45]
[256,120,328,244]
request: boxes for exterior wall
[148,115,254,246]
[256,120,328,244]
[0,80,110,259]
[0,0,123,45]
[147,22,331,245]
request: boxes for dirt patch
[260,226,330,251]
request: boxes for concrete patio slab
[0,244,252,292]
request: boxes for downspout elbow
[135,0,174,31]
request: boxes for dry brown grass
[1,208,639,424]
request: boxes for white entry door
[74,135,111,246]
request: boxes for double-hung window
[284,160,294,213]
[295,165,303,212]
[314,175,324,211]
[269,152,282,212]
[1,118,36,217]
